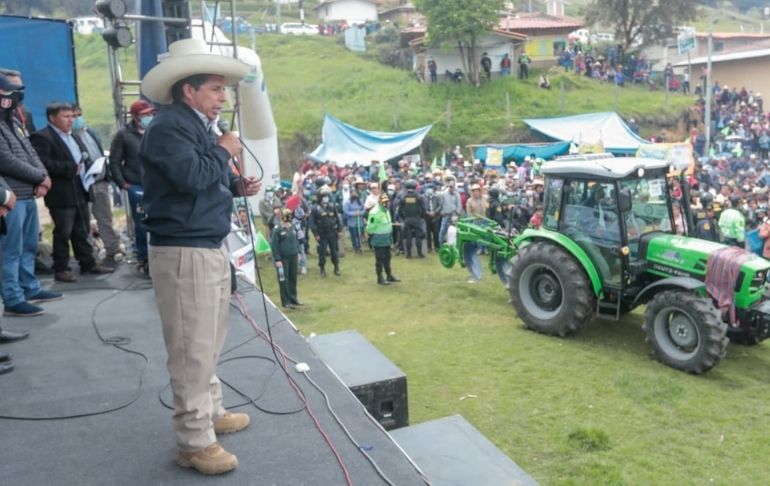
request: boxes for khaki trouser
[149,244,231,451]
[90,180,120,257]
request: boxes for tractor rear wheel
[508,241,594,336]
[643,291,728,374]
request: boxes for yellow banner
[579,140,604,154]
[486,148,504,167]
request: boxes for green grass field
[254,242,769,485]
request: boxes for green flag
[378,161,388,182]
[431,156,437,172]
[254,230,271,254]
[440,152,446,168]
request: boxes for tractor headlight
[751,271,766,289]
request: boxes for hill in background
[76,33,692,169]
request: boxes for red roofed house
[672,40,770,100]
[497,12,583,70]
[655,32,770,69]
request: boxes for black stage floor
[0,265,427,486]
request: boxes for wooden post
[559,79,565,114]
[505,92,511,124]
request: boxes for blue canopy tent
[522,112,649,156]
[473,142,571,166]
[309,113,432,166]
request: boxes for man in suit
[30,102,112,283]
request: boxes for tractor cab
[540,155,676,299]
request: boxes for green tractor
[440,155,770,374]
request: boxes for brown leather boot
[176,442,237,475]
[213,411,250,434]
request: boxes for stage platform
[0,265,428,486]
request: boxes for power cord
[0,278,150,421]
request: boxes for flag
[431,156,437,172]
[440,152,446,167]
[378,161,388,182]
[254,231,272,254]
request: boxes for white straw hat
[141,38,251,104]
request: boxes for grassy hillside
[74,33,692,167]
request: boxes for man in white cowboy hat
[138,38,261,475]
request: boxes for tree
[585,0,700,51]
[414,0,504,86]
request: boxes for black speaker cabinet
[310,330,408,430]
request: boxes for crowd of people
[258,147,547,288]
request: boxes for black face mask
[0,92,19,112]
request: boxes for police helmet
[404,179,417,190]
[488,187,500,200]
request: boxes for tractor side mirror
[618,188,632,213]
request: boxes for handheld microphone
[216,118,230,135]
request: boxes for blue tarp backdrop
[310,113,432,165]
[0,16,77,129]
[523,112,649,155]
[474,142,571,165]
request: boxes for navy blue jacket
[139,102,238,248]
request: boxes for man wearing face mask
[0,69,35,136]
[109,99,156,276]
[309,185,342,277]
[30,102,114,283]
[72,105,121,268]
[0,73,61,317]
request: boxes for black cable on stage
[301,371,399,486]
[0,279,149,421]
[231,295,432,486]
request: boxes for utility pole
[704,19,718,155]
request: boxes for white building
[410,29,528,81]
[313,0,379,24]
[69,16,104,35]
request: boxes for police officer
[310,186,342,277]
[421,184,442,253]
[270,208,301,309]
[397,179,426,258]
[487,187,507,229]
[695,203,721,242]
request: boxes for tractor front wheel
[643,291,728,374]
[509,241,594,336]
